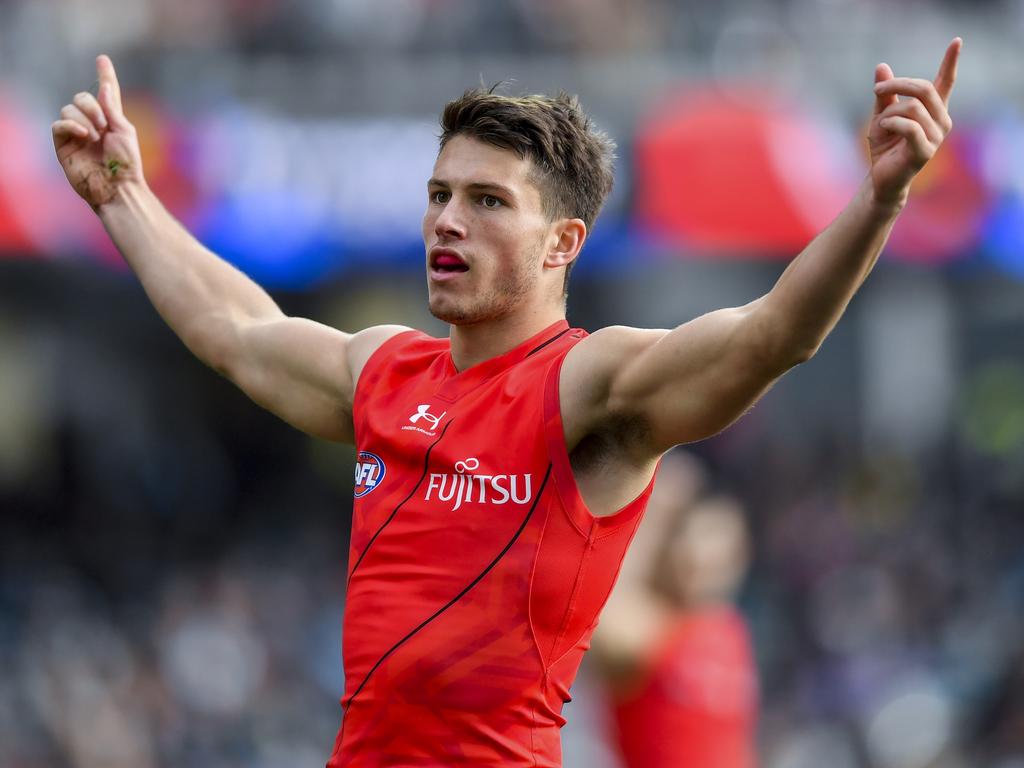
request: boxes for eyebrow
[427,178,518,200]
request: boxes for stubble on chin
[428,262,537,326]
[429,290,512,326]
[428,295,480,325]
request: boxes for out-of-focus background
[2,1,1023,766]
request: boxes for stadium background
[2,0,1023,766]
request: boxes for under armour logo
[408,404,446,430]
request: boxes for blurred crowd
[2,0,1017,126]
[1,535,347,767]
[0,0,1003,56]
[2,0,1024,767]
[0,265,351,767]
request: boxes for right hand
[52,55,144,211]
[867,39,960,207]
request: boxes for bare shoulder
[563,325,668,406]
[560,325,668,446]
[574,325,668,363]
[347,324,415,386]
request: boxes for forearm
[759,176,904,362]
[98,180,283,367]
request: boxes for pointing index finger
[934,37,962,105]
[96,54,124,118]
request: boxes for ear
[544,218,587,271]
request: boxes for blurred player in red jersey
[593,452,758,768]
[52,39,959,767]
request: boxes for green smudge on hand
[108,159,121,177]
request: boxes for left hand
[868,38,962,207]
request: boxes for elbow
[182,313,241,378]
[202,339,236,379]
[768,339,820,372]
[751,330,820,374]
[758,319,823,371]
[788,341,820,366]
[746,302,817,372]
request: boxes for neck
[449,304,566,371]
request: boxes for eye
[481,195,503,209]
[430,190,450,204]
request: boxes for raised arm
[565,39,961,458]
[53,55,405,443]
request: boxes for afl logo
[354,452,386,498]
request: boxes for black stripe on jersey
[344,462,553,712]
[527,327,572,358]
[347,418,454,586]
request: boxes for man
[52,40,961,766]
[591,452,758,768]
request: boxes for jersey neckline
[436,319,571,403]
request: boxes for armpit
[569,412,651,475]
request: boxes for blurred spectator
[592,451,759,768]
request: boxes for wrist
[96,176,153,220]
[864,177,909,218]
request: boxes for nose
[433,197,467,240]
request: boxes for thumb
[96,54,130,130]
[873,62,897,115]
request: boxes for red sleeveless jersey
[610,606,759,768]
[327,320,656,767]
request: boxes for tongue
[436,254,466,269]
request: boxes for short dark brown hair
[439,88,616,290]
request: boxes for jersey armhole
[542,352,656,537]
[353,329,423,439]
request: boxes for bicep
[610,300,792,451]
[223,317,356,442]
[223,319,407,443]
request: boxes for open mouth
[430,249,469,275]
